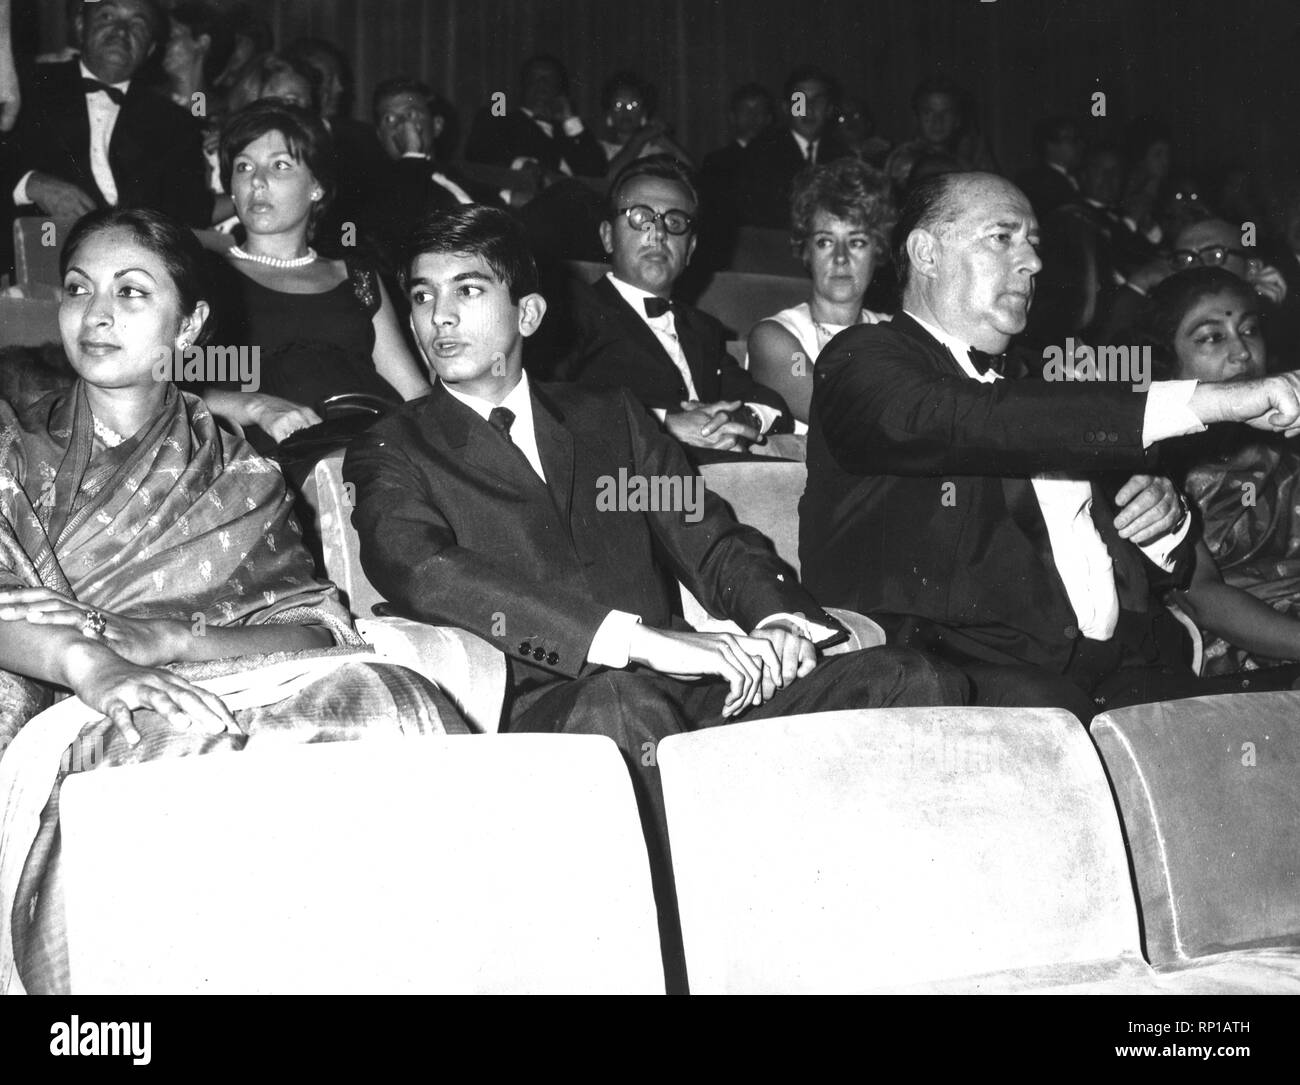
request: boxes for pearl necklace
[229,245,318,269]
[92,415,124,447]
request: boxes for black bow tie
[82,78,127,107]
[643,296,673,318]
[968,347,1007,377]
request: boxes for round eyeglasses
[1169,244,1249,269]
[616,204,694,236]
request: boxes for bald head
[899,172,1041,353]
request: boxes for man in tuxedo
[463,54,607,181]
[344,205,966,988]
[1014,116,1084,220]
[801,172,1300,719]
[736,65,847,229]
[1,0,210,248]
[552,155,791,456]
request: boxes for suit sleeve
[614,389,829,629]
[813,325,1155,477]
[343,423,611,679]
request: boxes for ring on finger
[80,609,108,638]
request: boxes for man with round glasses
[554,155,791,457]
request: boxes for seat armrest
[355,617,506,734]
[822,607,886,654]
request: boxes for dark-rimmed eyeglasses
[1169,244,1249,269]
[615,205,695,236]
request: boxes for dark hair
[601,70,657,117]
[60,207,214,345]
[729,82,774,114]
[607,154,700,218]
[892,172,966,291]
[285,36,354,115]
[910,75,963,116]
[372,76,435,120]
[782,65,839,107]
[1134,267,1261,380]
[218,100,337,234]
[227,51,321,113]
[400,205,539,304]
[790,158,896,257]
[74,0,167,46]
[1031,115,1081,157]
[520,54,569,95]
[168,2,236,86]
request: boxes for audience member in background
[699,82,774,212]
[1152,174,1213,247]
[884,76,997,194]
[1015,116,1084,219]
[1136,267,1300,682]
[286,36,389,249]
[201,101,429,446]
[225,50,317,113]
[597,70,691,175]
[358,78,499,287]
[0,207,463,994]
[210,0,271,96]
[161,0,233,113]
[1120,116,1173,243]
[747,158,894,427]
[1027,141,1161,347]
[834,96,890,168]
[737,65,848,229]
[801,172,1300,720]
[464,53,607,186]
[550,156,791,458]
[1,0,211,256]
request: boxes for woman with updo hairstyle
[200,99,429,447]
[1133,266,1300,679]
[0,207,462,993]
[746,157,895,426]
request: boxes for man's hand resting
[1113,474,1184,544]
[666,399,761,451]
[627,625,788,717]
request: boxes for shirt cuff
[652,406,669,424]
[755,612,840,644]
[562,117,584,137]
[13,170,34,206]
[587,609,643,668]
[1142,380,1205,447]
[1137,508,1192,572]
[745,402,781,436]
[401,151,432,159]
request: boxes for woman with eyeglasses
[746,158,894,427]
[1130,267,1300,681]
[598,70,692,177]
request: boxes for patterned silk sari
[0,383,463,993]
[1181,435,1300,675]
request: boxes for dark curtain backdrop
[29,0,1300,209]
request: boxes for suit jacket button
[546,651,559,665]
[1084,431,1094,444]
[1108,431,1119,443]
[519,641,531,655]
[533,647,545,661]
[1064,624,1079,639]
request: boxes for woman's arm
[747,319,813,424]
[1174,540,1300,663]
[371,278,433,400]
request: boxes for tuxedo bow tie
[643,296,673,318]
[968,347,1007,377]
[82,78,127,106]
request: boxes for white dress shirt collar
[440,372,546,480]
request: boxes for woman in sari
[0,207,463,993]
[1136,266,1300,677]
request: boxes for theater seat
[59,734,664,993]
[12,217,63,291]
[657,707,1300,992]
[1091,693,1300,974]
[296,451,508,733]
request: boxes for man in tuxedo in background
[802,172,1300,719]
[736,65,847,229]
[344,205,967,989]
[463,54,607,181]
[1,0,210,253]
[550,155,791,458]
[1014,115,1084,220]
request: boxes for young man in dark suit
[2,0,210,242]
[802,171,1300,719]
[344,205,966,988]
[552,155,791,457]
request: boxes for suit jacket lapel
[672,307,713,401]
[431,383,546,493]
[108,83,151,195]
[54,63,97,200]
[593,276,687,390]
[892,312,969,379]
[531,385,575,525]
